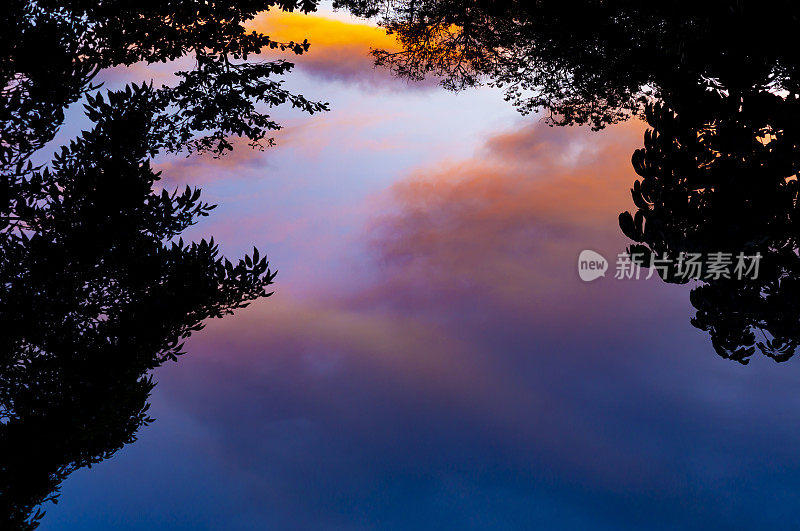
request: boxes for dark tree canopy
[1,0,326,528]
[620,84,800,364]
[1,0,326,167]
[336,0,800,128]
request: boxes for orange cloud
[357,120,654,328]
[247,11,433,88]
[248,11,398,51]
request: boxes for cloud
[355,119,650,325]
[247,10,436,89]
[151,107,406,190]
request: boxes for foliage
[620,84,800,363]
[1,0,327,166]
[335,0,800,128]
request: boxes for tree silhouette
[335,0,800,128]
[1,0,326,168]
[620,83,800,363]
[1,84,279,531]
[1,0,326,527]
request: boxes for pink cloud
[351,120,650,325]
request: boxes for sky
[37,7,800,530]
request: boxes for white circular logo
[578,250,608,282]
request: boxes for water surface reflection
[5,1,800,529]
